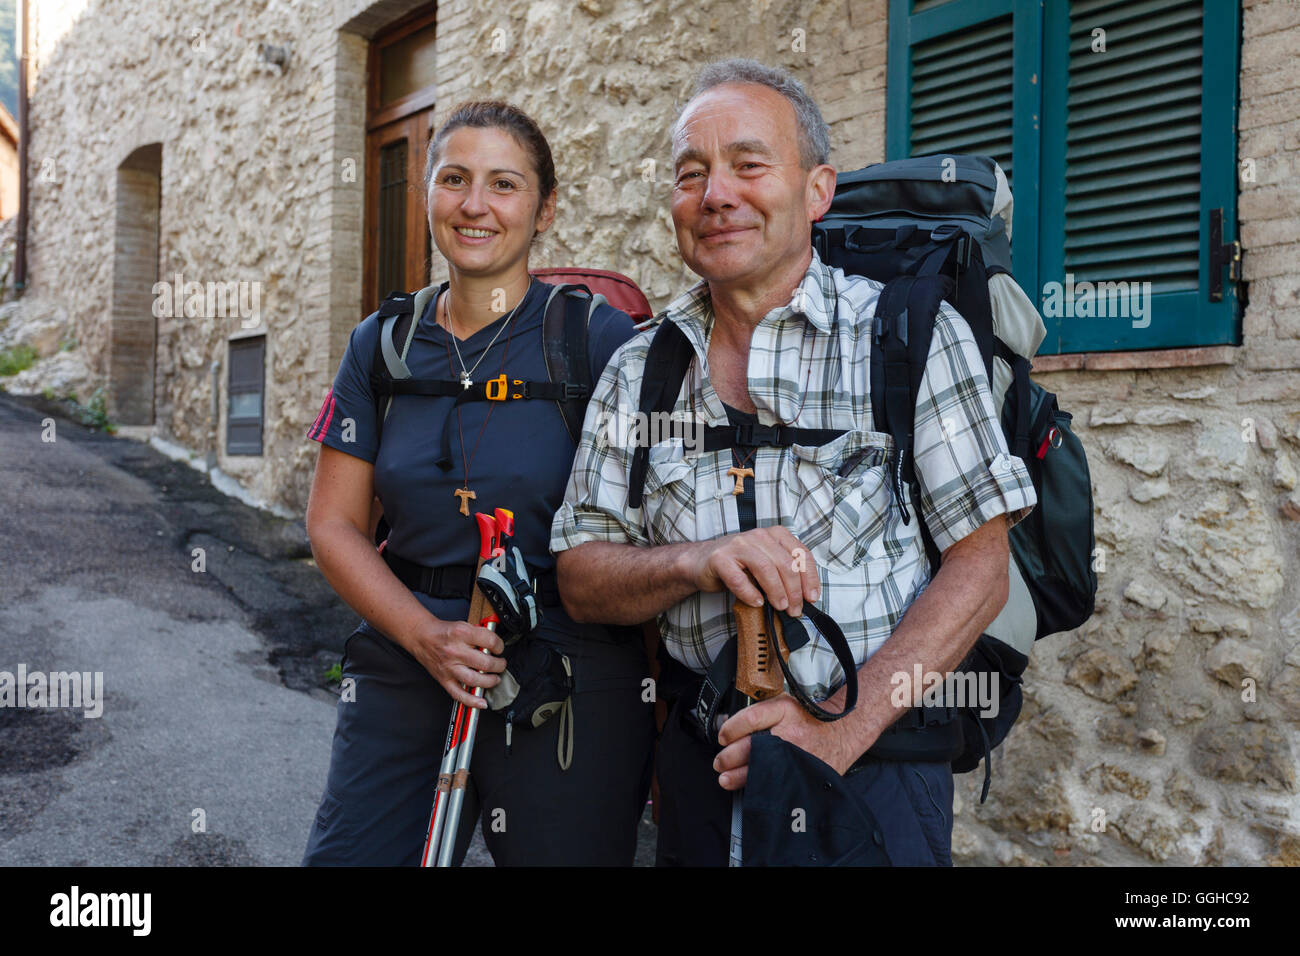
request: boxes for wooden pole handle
[733,600,785,701]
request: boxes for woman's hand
[306,445,507,709]
[408,616,507,709]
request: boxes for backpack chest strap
[700,423,846,453]
[376,374,588,403]
[371,371,592,471]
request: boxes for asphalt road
[0,391,654,866]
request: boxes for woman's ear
[534,189,558,237]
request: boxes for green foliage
[0,342,37,375]
[52,387,117,434]
[324,662,343,684]
[76,387,115,433]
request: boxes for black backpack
[812,154,1097,798]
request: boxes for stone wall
[430,0,888,301]
[19,0,339,508]
[10,0,1300,864]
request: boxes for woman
[301,101,654,866]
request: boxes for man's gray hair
[677,58,830,169]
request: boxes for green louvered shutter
[1063,0,1202,291]
[1039,0,1241,352]
[887,0,1240,355]
[909,15,1016,186]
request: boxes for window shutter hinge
[1208,208,1241,302]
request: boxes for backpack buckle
[562,383,589,400]
[485,375,508,401]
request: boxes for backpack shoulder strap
[372,286,439,429]
[869,274,951,568]
[542,282,603,446]
[627,319,694,509]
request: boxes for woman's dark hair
[424,101,557,212]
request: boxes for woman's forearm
[309,517,439,653]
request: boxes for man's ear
[535,190,558,237]
[806,163,837,222]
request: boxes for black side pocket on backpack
[950,634,1027,774]
[1004,382,1098,639]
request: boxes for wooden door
[363,5,438,311]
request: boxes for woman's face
[427,125,555,281]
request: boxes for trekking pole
[430,509,515,867]
[729,597,787,867]
[420,510,503,867]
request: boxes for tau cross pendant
[453,487,477,516]
[459,371,472,390]
[726,466,755,496]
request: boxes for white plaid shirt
[551,249,1037,699]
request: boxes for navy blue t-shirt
[307,278,635,635]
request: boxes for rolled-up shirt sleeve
[550,338,653,553]
[910,303,1037,555]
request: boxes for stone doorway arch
[108,142,162,425]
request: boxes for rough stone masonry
[1,0,1297,865]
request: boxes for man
[551,59,1037,866]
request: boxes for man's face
[670,83,830,292]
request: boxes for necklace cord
[440,285,525,493]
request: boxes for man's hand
[685,526,820,617]
[713,694,862,790]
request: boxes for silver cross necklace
[442,287,526,389]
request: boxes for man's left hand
[714,694,861,790]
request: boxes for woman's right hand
[305,445,507,709]
[408,616,507,709]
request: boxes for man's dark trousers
[654,693,955,867]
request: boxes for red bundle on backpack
[531,268,653,326]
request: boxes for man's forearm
[824,550,1010,752]
[557,540,703,625]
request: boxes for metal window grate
[378,139,409,300]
